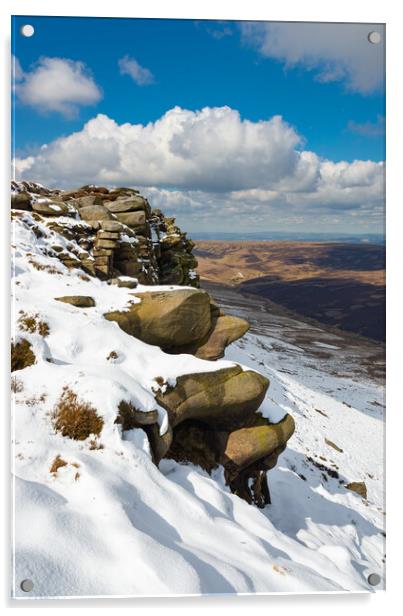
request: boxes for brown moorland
[194,241,385,341]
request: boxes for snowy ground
[11,212,385,598]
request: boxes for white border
[1,0,402,613]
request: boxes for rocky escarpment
[11,181,198,286]
[11,181,295,508]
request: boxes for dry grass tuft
[11,339,36,372]
[53,387,104,440]
[50,455,68,474]
[18,311,50,337]
[29,259,61,275]
[115,400,137,431]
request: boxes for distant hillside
[194,240,385,341]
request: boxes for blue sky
[12,16,386,234]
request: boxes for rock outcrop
[152,367,295,507]
[11,181,199,286]
[11,181,295,508]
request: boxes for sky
[12,16,386,234]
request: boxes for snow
[119,233,139,245]
[11,211,385,598]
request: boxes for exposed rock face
[11,182,199,286]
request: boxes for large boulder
[156,365,269,428]
[104,288,212,349]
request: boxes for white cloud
[118,56,154,86]
[240,22,385,94]
[13,106,385,232]
[14,57,102,117]
[13,107,303,191]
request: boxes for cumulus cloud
[14,56,102,117]
[13,106,304,191]
[13,106,385,231]
[118,55,154,85]
[240,22,385,94]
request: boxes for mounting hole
[368,31,381,45]
[21,24,35,38]
[367,572,381,586]
[20,578,34,592]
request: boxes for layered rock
[11,182,198,286]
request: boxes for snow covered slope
[11,212,385,598]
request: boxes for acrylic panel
[11,15,386,598]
